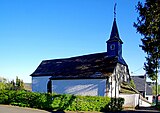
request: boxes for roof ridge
[42,52,107,62]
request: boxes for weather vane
[114,3,117,19]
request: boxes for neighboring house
[131,75,153,103]
[119,79,152,107]
[146,82,155,87]
[30,16,130,97]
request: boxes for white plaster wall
[32,76,51,93]
[108,81,119,98]
[146,95,153,103]
[107,74,119,98]
[139,99,151,107]
[119,94,152,107]
[119,94,140,107]
[52,79,106,96]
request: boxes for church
[30,13,130,97]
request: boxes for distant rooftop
[131,75,152,95]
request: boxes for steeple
[106,3,123,58]
[106,3,127,65]
[107,3,123,44]
[107,19,123,44]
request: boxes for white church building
[30,15,131,98]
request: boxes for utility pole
[156,48,158,106]
[156,24,160,106]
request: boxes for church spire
[106,3,127,65]
[107,3,123,44]
[106,3,123,58]
[114,3,117,20]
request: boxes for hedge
[0,90,124,112]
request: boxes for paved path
[0,105,159,113]
[0,105,50,113]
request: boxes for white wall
[32,76,51,93]
[139,99,151,107]
[119,94,151,108]
[108,80,119,98]
[119,94,140,107]
[146,95,153,103]
[51,79,106,96]
[108,72,120,98]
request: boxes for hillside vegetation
[0,76,31,91]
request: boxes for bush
[0,90,9,103]
[67,95,110,111]
[0,90,124,112]
[105,98,125,111]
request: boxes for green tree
[134,0,160,95]
[152,85,160,95]
[15,76,24,90]
[9,79,16,90]
[0,76,25,90]
[0,82,6,90]
[130,79,136,89]
[0,77,10,90]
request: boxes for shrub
[0,90,9,103]
[61,95,110,111]
[0,90,16,104]
[0,90,124,112]
[156,104,160,110]
[105,97,124,111]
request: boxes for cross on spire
[114,3,117,19]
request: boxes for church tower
[106,4,123,60]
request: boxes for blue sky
[0,0,147,83]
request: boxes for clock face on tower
[110,44,115,50]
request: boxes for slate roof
[131,75,152,95]
[146,83,153,95]
[132,76,146,92]
[31,52,127,79]
[107,19,123,44]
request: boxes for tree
[130,79,136,89]
[152,85,160,95]
[5,79,16,90]
[0,77,7,90]
[15,76,24,90]
[134,0,160,96]
[0,76,25,90]
[0,82,6,90]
